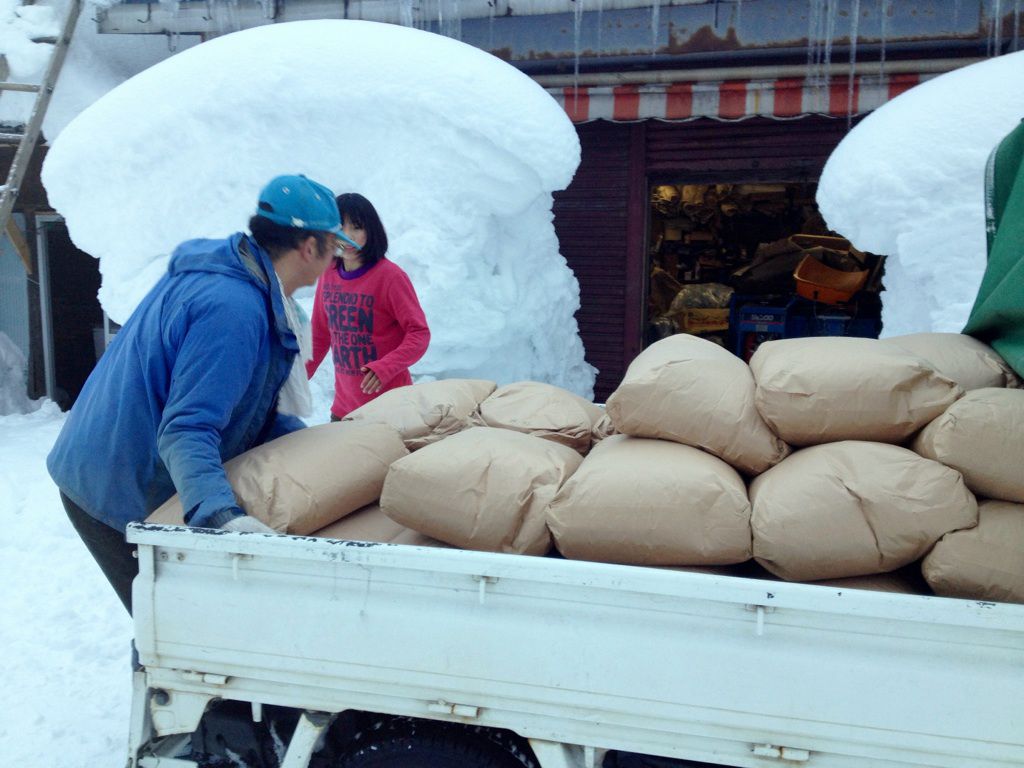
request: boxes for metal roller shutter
[553,121,645,402]
[646,116,856,181]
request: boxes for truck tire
[336,732,529,768]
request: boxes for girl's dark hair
[336,193,388,267]
[248,215,330,262]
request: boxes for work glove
[220,515,278,534]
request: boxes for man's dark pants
[59,491,137,614]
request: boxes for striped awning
[547,72,935,123]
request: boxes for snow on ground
[816,51,1024,338]
[0,402,133,768]
[1,328,128,768]
[41,18,596,398]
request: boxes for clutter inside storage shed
[647,182,885,360]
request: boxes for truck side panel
[129,526,1024,768]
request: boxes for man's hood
[167,232,298,353]
[168,233,263,285]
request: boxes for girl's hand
[360,366,383,394]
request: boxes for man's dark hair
[336,193,388,267]
[248,215,331,261]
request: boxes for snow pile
[41,19,596,398]
[0,331,42,415]
[817,52,1024,337]
[0,404,133,768]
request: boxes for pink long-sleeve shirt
[307,258,430,418]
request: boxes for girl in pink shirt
[307,193,430,419]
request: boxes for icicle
[435,0,461,40]
[807,0,821,79]
[991,0,1003,56]
[208,0,240,35]
[846,0,861,128]
[807,0,838,97]
[488,0,496,50]
[822,0,838,75]
[166,0,182,52]
[806,0,821,112]
[568,0,584,122]
[879,0,890,75]
[440,0,451,38]
[399,0,413,28]
[806,0,839,111]
[208,0,224,37]
[651,0,660,57]
[573,0,584,90]
[1014,0,1021,53]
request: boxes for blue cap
[256,174,342,234]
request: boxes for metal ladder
[0,0,83,263]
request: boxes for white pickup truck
[124,523,1024,768]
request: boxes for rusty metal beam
[6,217,32,274]
[532,55,981,87]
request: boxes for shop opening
[38,219,108,409]
[645,180,885,361]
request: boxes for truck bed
[128,524,1024,768]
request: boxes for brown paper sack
[381,427,583,555]
[546,434,752,566]
[559,388,617,445]
[147,422,408,534]
[879,332,1020,390]
[311,503,450,548]
[342,378,496,450]
[750,441,977,581]
[922,500,1024,604]
[566,391,618,446]
[590,412,617,445]
[750,337,963,446]
[478,381,594,454]
[913,387,1024,503]
[605,334,790,475]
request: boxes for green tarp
[964,118,1024,378]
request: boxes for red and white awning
[547,72,935,123]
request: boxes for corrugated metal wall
[555,116,854,401]
[0,215,30,358]
[1,146,53,397]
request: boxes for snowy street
[0,403,133,766]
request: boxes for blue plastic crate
[814,312,853,336]
[738,305,789,333]
[847,316,882,338]
[813,312,881,338]
[731,296,804,359]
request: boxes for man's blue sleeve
[156,285,264,529]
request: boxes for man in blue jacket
[47,173,349,613]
